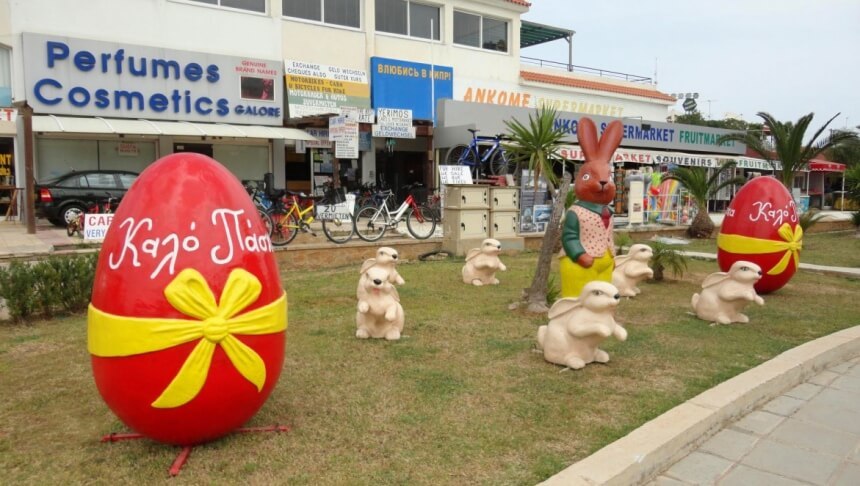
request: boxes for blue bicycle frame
[452,129,510,177]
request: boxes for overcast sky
[520,0,860,130]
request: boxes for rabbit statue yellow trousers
[559,250,614,298]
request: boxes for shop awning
[31,115,318,142]
[809,159,846,172]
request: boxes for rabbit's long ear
[598,120,624,163]
[578,117,599,162]
[360,258,377,274]
[548,297,581,319]
[701,272,729,289]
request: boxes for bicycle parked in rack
[265,185,355,245]
[444,129,512,179]
[243,180,276,237]
[353,187,436,242]
[66,192,118,237]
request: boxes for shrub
[0,261,37,321]
[615,232,633,254]
[0,253,97,323]
[649,241,689,281]
[798,208,826,232]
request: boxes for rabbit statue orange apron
[559,118,624,298]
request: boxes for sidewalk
[541,327,860,486]
[653,356,860,485]
[0,220,82,259]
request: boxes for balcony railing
[520,56,652,84]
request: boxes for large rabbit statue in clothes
[559,118,624,298]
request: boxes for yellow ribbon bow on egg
[88,268,287,409]
[717,222,803,276]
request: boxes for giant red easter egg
[717,176,801,294]
[88,153,286,446]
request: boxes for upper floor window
[283,0,361,28]
[376,0,440,40]
[188,0,267,13]
[454,11,507,52]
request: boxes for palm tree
[665,161,746,238]
[503,106,565,193]
[503,107,568,312]
[718,112,859,190]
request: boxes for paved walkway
[0,220,80,258]
[653,357,860,485]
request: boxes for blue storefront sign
[21,33,284,125]
[370,57,453,123]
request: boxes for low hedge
[0,253,97,322]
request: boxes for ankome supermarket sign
[21,33,283,125]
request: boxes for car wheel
[61,204,86,226]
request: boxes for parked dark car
[35,170,139,226]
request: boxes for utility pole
[706,100,718,120]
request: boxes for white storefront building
[0,0,748,222]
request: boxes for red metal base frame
[100,424,292,476]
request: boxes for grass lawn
[638,230,860,269]
[1,236,859,484]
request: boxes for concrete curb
[539,325,860,486]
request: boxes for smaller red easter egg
[717,176,801,294]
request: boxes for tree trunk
[525,173,571,313]
[687,203,715,239]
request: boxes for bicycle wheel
[489,149,511,176]
[406,205,437,240]
[354,206,388,242]
[270,211,300,246]
[445,144,470,165]
[321,212,354,244]
[257,208,273,236]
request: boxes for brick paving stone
[808,370,841,386]
[762,395,806,417]
[830,374,860,394]
[740,438,843,484]
[806,387,860,414]
[730,410,785,436]
[662,452,734,484]
[794,400,860,436]
[717,464,809,486]
[647,475,690,486]
[829,361,856,374]
[784,382,822,400]
[768,417,859,457]
[698,428,759,461]
[831,462,860,486]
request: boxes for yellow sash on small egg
[88,268,287,409]
[717,223,803,276]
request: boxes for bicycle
[266,186,355,245]
[67,192,118,237]
[444,129,512,179]
[243,180,275,237]
[353,188,437,242]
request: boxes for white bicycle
[353,189,437,242]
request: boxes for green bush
[0,253,97,323]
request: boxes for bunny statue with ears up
[559,117,624,298]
